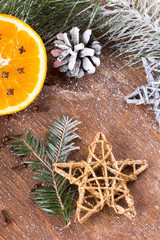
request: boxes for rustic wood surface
[0,47,160,240]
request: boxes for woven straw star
[54,133,148,224]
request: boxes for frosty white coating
[126,58,160,130]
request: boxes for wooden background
[0,48,160,240]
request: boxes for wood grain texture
[0,47,160,240]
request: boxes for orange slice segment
[0,20,18,51]
[9,57,40,93]
[0,14,47,115]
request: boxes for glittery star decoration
[126,58,160,129]
[54,132,148,224]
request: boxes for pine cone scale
[51,49,63,57]
[82,29,92,45]
[83,57,95,74]
[70,27,80,45]
[68,54,77,71]
[74,43,84,52]
[80,48,95,58]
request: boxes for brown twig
[11,163,28,170]
[30,183,41,192]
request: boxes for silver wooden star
[126,58,160,129]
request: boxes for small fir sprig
[9,116,81,226]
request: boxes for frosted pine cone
[51,27,101,78]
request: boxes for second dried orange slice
[0,14,47,115]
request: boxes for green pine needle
[9,116,81,226]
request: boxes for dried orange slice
[0,14,47,115]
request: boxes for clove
[30,183,41,192]
[1,210,10,225]
[0,136,11,148]
[11,163,28,170]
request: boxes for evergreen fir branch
[2,0,160,65]
[101,0,160,65]
[9,116,80,226]
[0,0,106,51]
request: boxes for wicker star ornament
[54,133,148,224]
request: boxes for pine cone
[51,27,101,78]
